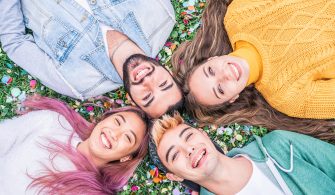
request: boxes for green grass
[0,0,267,194]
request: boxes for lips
[132,63,152,82]
[191,148,207,168]
[228,62,242,81]
[100,132,112,149]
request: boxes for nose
[142,75,152,87]
[219,71,231,82]
[109,130,119,142]
[186,145,195,157]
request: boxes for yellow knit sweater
[225,0,335,119]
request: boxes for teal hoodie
[201,130,335,195]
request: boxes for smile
[131,63,154,83]
[228,62,242,81]
[135,67,150,81]
[192,148,207,168]
[100,132,112,149]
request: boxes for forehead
[157,124,191,152]
[106,111,144,125]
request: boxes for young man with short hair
[150,113,335,195]
[0,0,182,118]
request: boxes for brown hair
[171,0,335,141]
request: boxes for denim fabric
[0,0,175,99]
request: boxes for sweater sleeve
[302,78,335,119]
[0,0,77,98]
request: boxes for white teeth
[231,64,239,79]
[194,150,206,168]
[101,133,111,149]
[135,68,149,80]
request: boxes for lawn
[0,0,267,194]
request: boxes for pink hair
[22,95,149,194]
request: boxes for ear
[208,56,218,61]
[229,94,239,103]
[120,155,132,162]
[166,173,184,182]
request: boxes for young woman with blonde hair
[172,0,335,141]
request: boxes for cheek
[117,140,134,154]
[130,87,144,101]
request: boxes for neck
[77,139,105,167]
[200,155,252,195]
[229,41,263,86]
[106,30,145,79]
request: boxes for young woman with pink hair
[0,95,149,194]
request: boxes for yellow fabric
[229,41,263,86]
[224,0,335,119]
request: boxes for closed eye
[159,80,167,87]
[115,118,121,126]
[185,133,193,141]
[125,134,131,143]
[172,151,179,161]
[142,93,151,101]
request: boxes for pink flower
[86,106,94,112]
[30,80,37,89]
[131,185,139,191]
[165,42,172,47]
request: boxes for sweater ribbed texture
[225,0,335,119]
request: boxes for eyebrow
[179,127,192,138]
[143,97,154,108]
[203,66,209,78]
[162,83,174,91]
[166,145,175,163]
[212,88,221,99]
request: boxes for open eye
[217,84,224,95]
[208,66,215,76]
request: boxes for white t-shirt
[0,110,81,194]
[75,0,114,56]
[236,155,285,195]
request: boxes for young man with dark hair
[0,0,182,118]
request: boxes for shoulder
[262,130,297,144]
[0,110,72,131]
[261,130,321,149]
[226,0,275,21]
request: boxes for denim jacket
[0,0,175,99]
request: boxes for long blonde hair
[171,0,335,141]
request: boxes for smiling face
[188,55,250,106]
[157,124,220,182]
[123,54,183,118]
[86,111,146,165]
